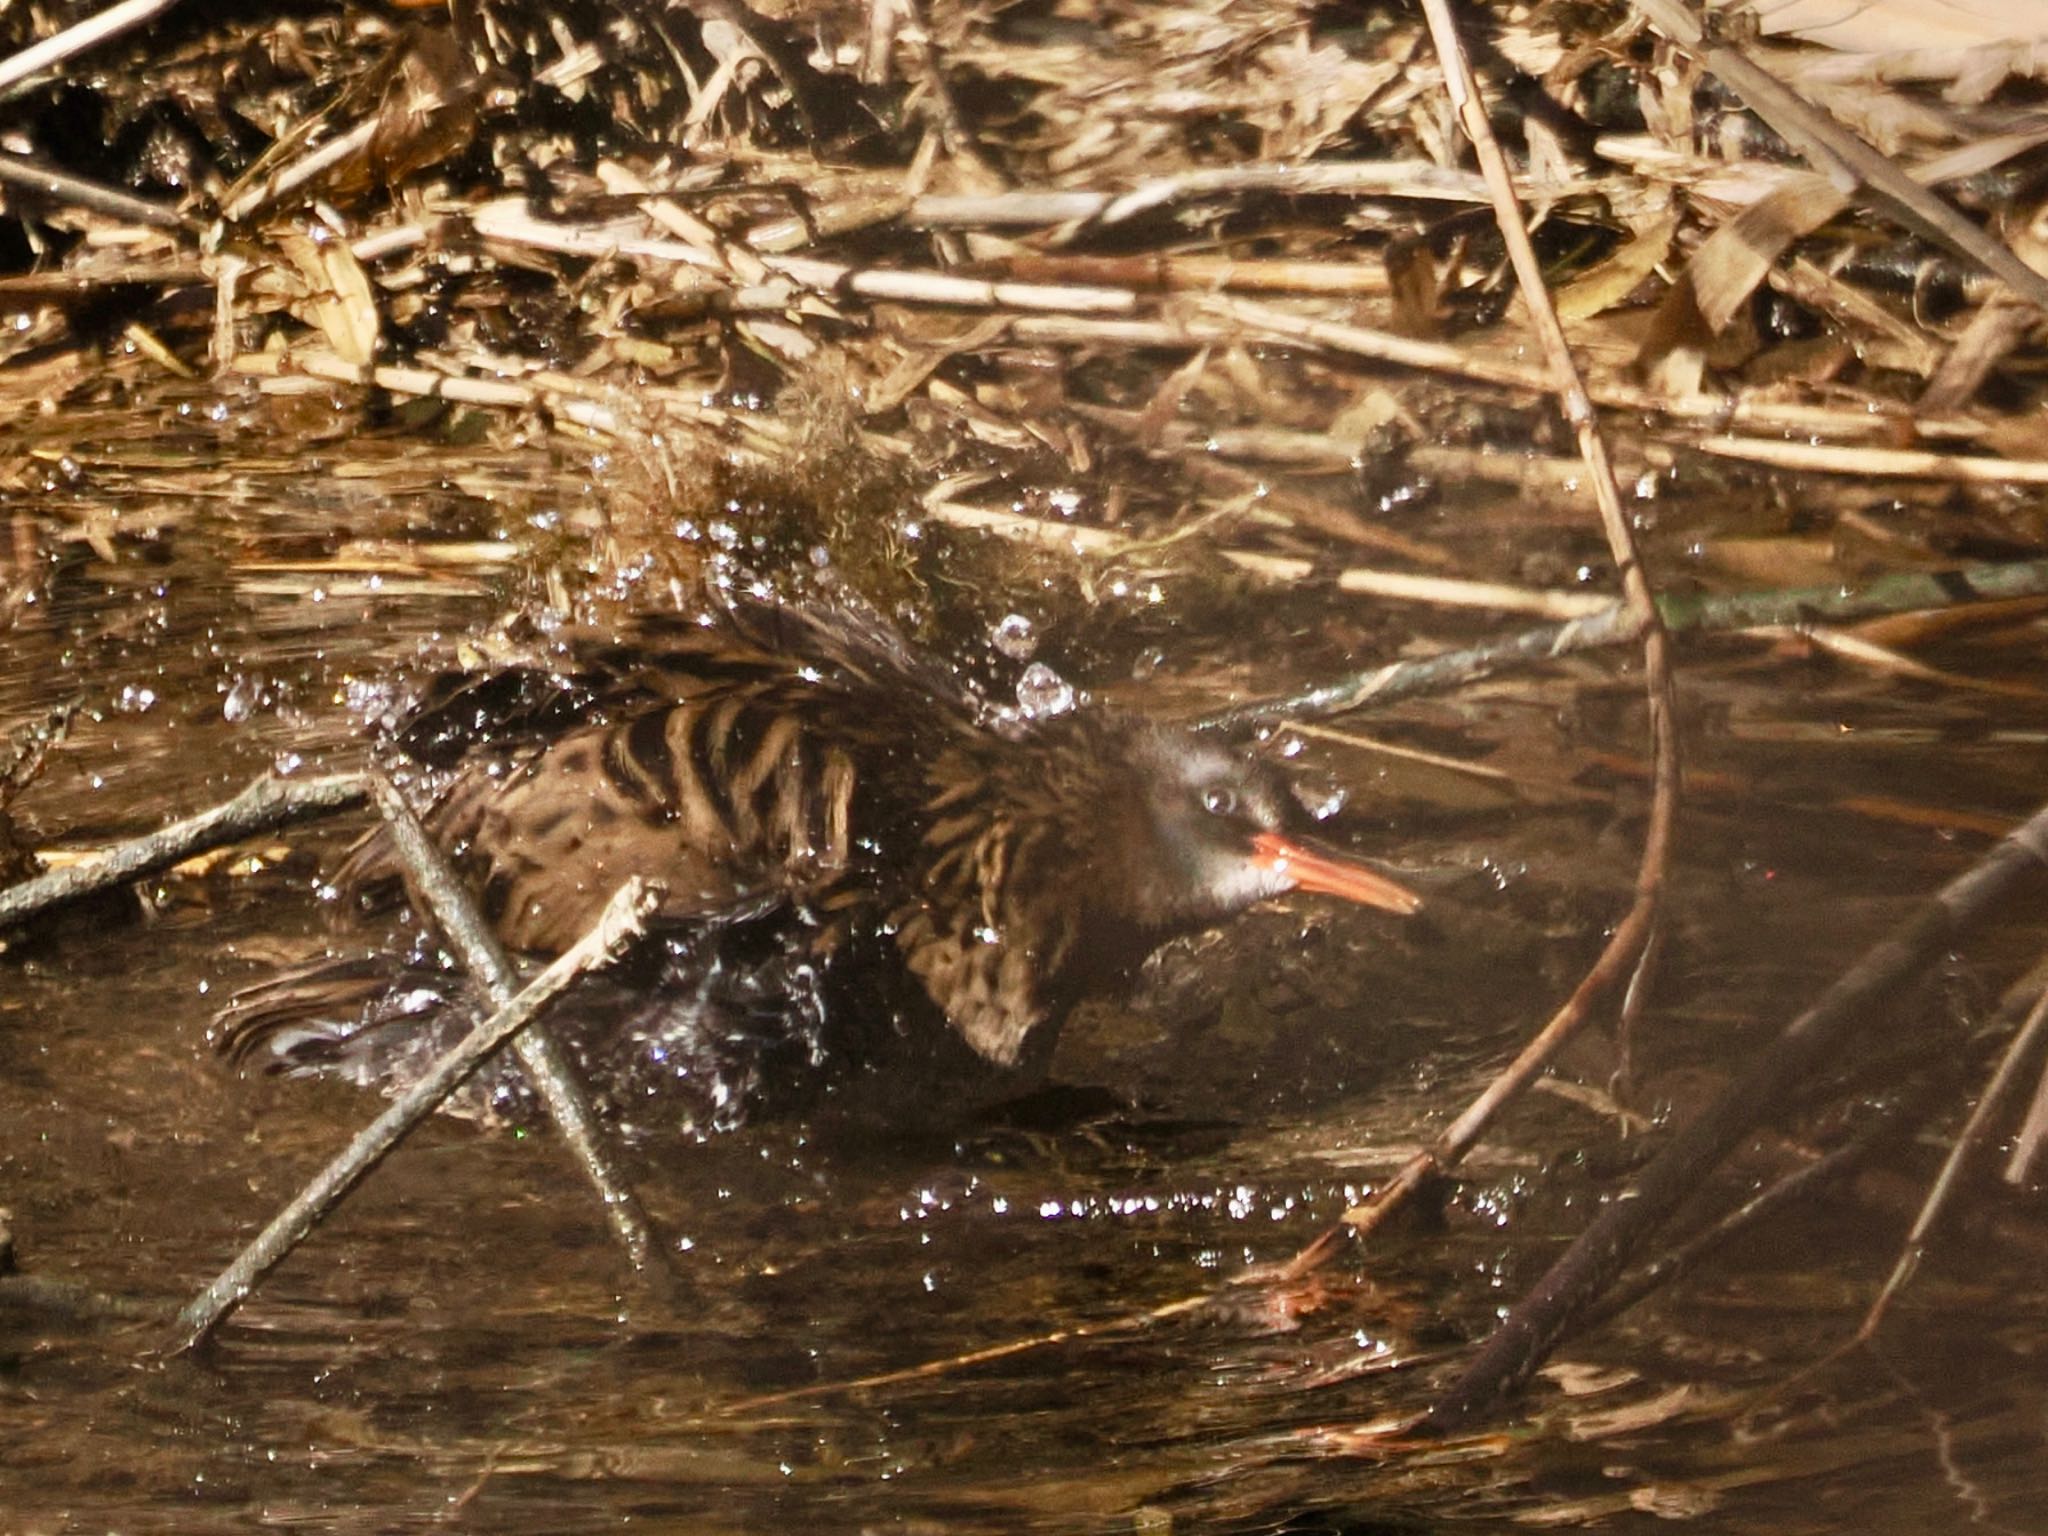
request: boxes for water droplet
[1292,780,1348,822]
[1015,662,1074,718]
[991,612,1036,660]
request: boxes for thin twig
[1856,978,2048,1343]
[0,772,370,930]
[1423,797,2048,1429]
[907,161,1507,226]
[365,774,669,1282]
[1221,551,1611,620]
[1324,0,1682,1383]
[218,118,376,223]
[1696,436,2048,484]
[0,0,183,98]
[468,197,1140,314]
[1001,313,1987,442]
[980,252,1406,297]
[170,878,661,1353]
[723,1291,1218,1415]
[0,265,206,295]
[2003,1054,2048,1186]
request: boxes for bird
[218,602,1422,1135]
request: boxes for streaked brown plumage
[222,605,1419,1126]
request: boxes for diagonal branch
[170,877,661,1353]
[1424,798,2048,1429]
[364,774,671,1283]
[0,772,369,930]
[1317,0,1683,1258]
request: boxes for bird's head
[1103,722,1423,934]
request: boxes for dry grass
[0,0,2043,624]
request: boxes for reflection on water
[4,388,2048,1533]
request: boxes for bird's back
[218,607,992,1123]
[344,608,975,952]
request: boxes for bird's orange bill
[1250,831,1422,915]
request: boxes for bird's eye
[1201,786,1238,817]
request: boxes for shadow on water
[4,386,2048,1533]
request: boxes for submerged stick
[1423,798,2048,1430]
[0,772,369,930]
[1203,557,2048,729]
[364,775,667,1280]
[171,878,659,1353]
[1581,1066,1966,1333]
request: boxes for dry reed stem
[1001,314,1986,442]
[1221,551,1612,619]
[0,154,190,230]
[471,198,1143,314]
[906,161,1511,227]
[1698,436,2048,483]
[0,0,183,97]
[219,118,377,223]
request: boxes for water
[4,382,2048,1532]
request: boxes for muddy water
[4,386,2048,1532]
